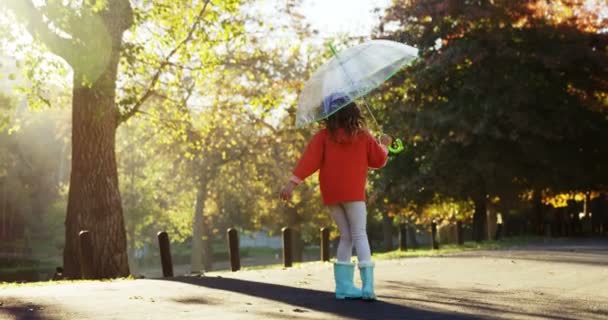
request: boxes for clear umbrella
[296,40,418,130]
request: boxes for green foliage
[376,0,608,212]
[112,0,332,261]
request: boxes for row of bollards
[77,221,466,279]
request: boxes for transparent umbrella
[296,40,418,142]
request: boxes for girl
[280,94,391,300]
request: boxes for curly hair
[325,102,365,140]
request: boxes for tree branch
[1,0,76,64]
[118,0,212,125]
[100,0,133,38]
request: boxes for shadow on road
[381,281,608,320]
[0,300,56,320]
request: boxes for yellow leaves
[543,192,600,208]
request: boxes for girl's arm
[292,130,326,181]
[368,132,390,169]
[280,130,326,200]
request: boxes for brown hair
[325,102,365,140]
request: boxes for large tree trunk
[63,62,128,278]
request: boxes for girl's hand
[280,181,297,201]
[380,134,393,146]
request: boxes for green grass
[373,236,541,260]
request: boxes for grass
[372,236,541,260]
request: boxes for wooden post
[399,223,407,251]
[431,222,439,250]
[157,231,173,277]
[282,227,293,268]
[456,221,464,245]
[227,228,240,272]
[320,227,330,262]
[78,230,95,279]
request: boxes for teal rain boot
[333,261,363,299]
[358,261,376,300]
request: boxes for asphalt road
[1,238,607,320]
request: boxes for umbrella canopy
[296,40,418,128]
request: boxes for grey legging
[329,201,372,263]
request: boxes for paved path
[1,239,607,320]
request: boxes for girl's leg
[342,201,376,300]
[329,204,362,299]
[329,204,353,262]
[342,201,371,262]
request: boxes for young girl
[280,95,391,300]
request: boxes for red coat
[292,128,388,205]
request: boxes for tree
[378,0,608,240]
[1,0,245,278]
[110,0,328,272]
[1,0,134,278]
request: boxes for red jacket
[292,128,388,205]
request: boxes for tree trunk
[191,181,207,273]
[63,70,128,279]
[381,211,393,251]
[473,195,487,242]
[532,189,544,235]
[127,232,138,276]
[202,217,213,271]
[4,0,134,279]
[287,207,303,262]
[486,205,497,241]
[407,223,418,249]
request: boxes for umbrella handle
[388,138,405,154]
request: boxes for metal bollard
[157,231,174,277]
[227,228,240,272]
[320,227,330,262]
[399,223,408,251]
[79,230,95,279]
[282,227,293,268]
[431,222,439,250]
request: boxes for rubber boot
[333,261,363,299]
[358,261,376,300]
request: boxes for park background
[0,0,606,282]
